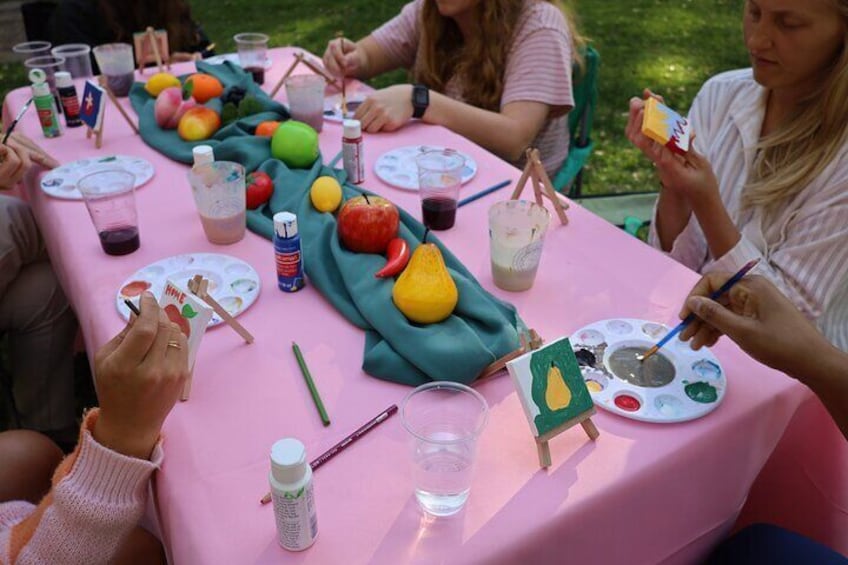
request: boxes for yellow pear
[545,362,572,411]
[392,242,458,324]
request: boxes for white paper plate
[569,318,726,423]
[41,155,155,200]
[116,253,261,328]
[205,53,273,70]
[374,145,477,191]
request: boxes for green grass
[0,0,749,195]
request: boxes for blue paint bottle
[273,212,305,292]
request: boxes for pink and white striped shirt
[371,0,575,175]
[650,69,848,350]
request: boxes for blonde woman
[626,0,848,350]
[322,0,583,175]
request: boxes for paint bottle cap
[55,71,73,89]
[270,438,308,485]
[192,145,214,166]
[28,68,50,97]
[273,211,298,239]
[343,119,361,139]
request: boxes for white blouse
[649,69,848,351]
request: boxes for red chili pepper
[375,237,410,278]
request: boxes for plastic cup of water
[77,170,141,256]
[488,200,551,292]
[51,44,93,78]
[285,74,325,132]
[401,381,489,517]
[187,161,246,245]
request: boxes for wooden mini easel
[535,406,599,468]
[478,329,544,381]
[270,51,340,98]
[136,27,170,74]
[188,275,255,344]
[511,148,569,225]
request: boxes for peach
[154,86,198,129]
[178,107,221,141]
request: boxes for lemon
[145,72,181,97]
[310,176,343,212]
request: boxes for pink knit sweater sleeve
[0,409,163,565]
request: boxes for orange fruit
[186,73,224,103]
[255,120,281,137]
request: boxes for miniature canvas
[133,29,170,68]
[642,97,690,155]
[159,279,213,371]
[80,80,106,131]
[507,336,594,437]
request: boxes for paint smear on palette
[684,381,718,403]
[614,394,641,412]
[231,279,257,293]
[218,296,243,314]
[692,360,721,380]
[607,346,675,388]
[120,280,151,297]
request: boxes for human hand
[679,274,832,381]
[0,133,59,189]
[92,292,189,459]
[625,90,719,205]
[355,85,413,133]
[322,37,363,77]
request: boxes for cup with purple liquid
[78,170,141,256]
[416,149,465,230]
[92,43,135,96]
[234,33,269,85]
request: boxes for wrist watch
[412,84,429,119]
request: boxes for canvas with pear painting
[507,336,594,438]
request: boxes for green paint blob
[685,381,717,404]
[181,304,198,319]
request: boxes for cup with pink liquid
[187,161,246,245]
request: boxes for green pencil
[292,341,331,426]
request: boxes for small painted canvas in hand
[642,97,691,155]
[159,279,213,400]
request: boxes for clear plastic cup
[12,41,52,61]
[51,44,93,78]
[284,74,325,132]
[234,32,269,85]
[401,381,489,517]
[488,200,551,292]
[77,170,140,256]
[187,161,246,245]
[416,149,465,231]
[24,55,65,100]
[92,43,135,96]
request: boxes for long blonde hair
[414,0,585,112]
[743,1,848,215]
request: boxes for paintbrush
[638,258,760,362]
[336,31,348,116]
[2,98,34,145]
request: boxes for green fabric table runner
[130,61,521,386]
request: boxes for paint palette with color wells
[116,253,261,328]
[569,318,726,423]
[374,145,477,191]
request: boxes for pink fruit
[154,86,198,129]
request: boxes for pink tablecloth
[4,48,845,564]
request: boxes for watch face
[413,85,428,107]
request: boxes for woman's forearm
[691,191,741,260]
[655,188,693,251]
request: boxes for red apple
[337,194,400,254]
[164,304,191,337]
[178,107,221,141]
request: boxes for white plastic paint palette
[204,53,273,69]
[116,253,261,328]
[323,94,365,123]
[374,145,477,191]
[41,155,155,200]
[569,318,726,423]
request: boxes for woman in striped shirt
[322,0,582,176]
[626,0,848,350]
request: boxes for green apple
[271,120,319,168]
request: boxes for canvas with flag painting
[80,80,106,132]
[507,336,595,437]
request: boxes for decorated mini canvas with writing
[80,80,106,131]
[507,337,594,437]
[642,97,690,154]
[159,279,213,370]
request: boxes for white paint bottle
[342,118,364,184]
[270,438,318,551]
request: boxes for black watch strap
[412,84,429,119]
